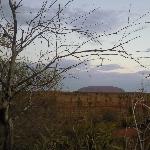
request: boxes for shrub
[102,112,118,122]
[31,122,120,150]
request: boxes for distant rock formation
[78,86,124,93]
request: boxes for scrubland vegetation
[1,92,150,149]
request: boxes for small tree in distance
[0,0,149,149]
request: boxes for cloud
[97,64,124,71]
[145,48,150,52]
[58,59,124,72]
[1,0,127,34]
[0,0,59,26]
[63,8,127,33]
[57,59,82,69]
[62,68,150,92]
[137,70,150,75]
[57,59,147,92]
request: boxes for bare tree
[0,0,149,149]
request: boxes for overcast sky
[2,0,150,92]
[63,0,150,92]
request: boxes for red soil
[112,128,138,138]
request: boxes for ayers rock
[78,86,124,93]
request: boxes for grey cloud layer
[97,64,124,71]
[60,59,150,92]
[1,0,127,33]
[63,69,150,92]
[58,59,124,71]
[65,8,127,33]
[1,0,57,26]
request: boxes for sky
[1,0,150,92]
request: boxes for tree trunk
[1,104,13,150]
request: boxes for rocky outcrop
[78,86,124,93]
